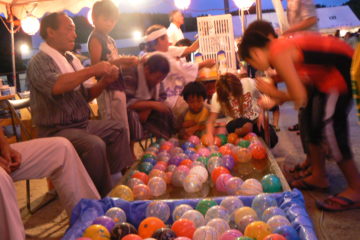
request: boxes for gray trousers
[41,120,132,197]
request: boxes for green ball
[217,134,227,145]
[141,153,156,161]
[210,152,222,158]
[196,156,209,166]
[195,199,218,215]
[261,174,283,193]
[236,237,254,240]
[238,140,251,148]
[137,162,153,174]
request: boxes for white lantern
[21,16,40,35]
[233,0,255,10]
[174,0,191,10]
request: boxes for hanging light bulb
[174,0,191,10]
[21,15,40,35]
[233,0,255,10]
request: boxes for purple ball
[92,216,115,232]
[222,155,235,170]
[169,155,183,166]
[182,141,196,150]
[190,153,201,161]
[220,229,243,240]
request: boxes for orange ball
[201,134,210,146]
[138,217,166,238]
[122,234,143,240]
[211,166,230,183]
[263,233,287,240]
[180,159,193,168]
[244,132,257,141]
[219,145,232,155]
[171,218,196,238]
[213,136,222,147]
[132,172,149,185]
[164,172,173,184]
[227,133,238,144]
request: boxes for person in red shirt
[239,22,360,211]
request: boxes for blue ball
[142,157,157,166]
[274,225,300,240]
[181,141,195,150]
[261,174,283,193]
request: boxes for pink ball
[219,229,243,240]
[133,184,151,200]
[215,173,232,192]
[197,147,210,157]
[188,135,201,145]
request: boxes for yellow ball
[108,184,134,201]
[83,224,110,240]
[244,221,271,240]
[234,207,258,226]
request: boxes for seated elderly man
[0,128,99,240]
[26,12,133,197]
[124,53,173,140]
[144,25,215,128]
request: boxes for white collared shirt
[167,22,185,45]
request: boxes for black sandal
[288,123,299,131]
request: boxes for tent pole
[256,0,262,20]
[7,4,17,92]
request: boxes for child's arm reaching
[205,112,219,145]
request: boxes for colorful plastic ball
[249,143,267,160]
[166,164,177,172]
[182,141,195,150]
[157,152,171,162]
[189,165,208,183]
[142,157,157,166]
[193,226,218,240]
[188,135,201,145]
[164,172,173,184]
[211,166,230,183]
[237,140,250,148]
[215,173,232,193]
[225,177,244,195]
[217,134,227,145]
[235,148,252,163]
[153,164,167,172]
[227,133,238,144]
[184,149,196,156]
[196,199,218,216]
[204,206,230,223]
[220,197,244,215]
[244,221,271,240]
[261,174,283,193]
[181,209,206,228]
[201,134,211,146]
[179,159,193,168]
[132,172,149,185]
[251,193,278,217]
[198,147,211,157]
[236,215,258,233]
[191,161,206,168]
[122,234,143,240]
[219,229,243,240]
[267,215,291,232]
[92,216,115,233]
[148,177,167,197]
[210,152,222,158]
[133,184,152,200]
[238,178,263,196]
[138,217,166,239]
[169,138,180,147]
[82,224,110,240]
[105,207,126,223]
[172,204,193,221]
[263,233,287,240]
[169,155,183,166]
[190,153,201,161]
[109,185,134,201]
[142,153,157,160]
[206,218,230,236]
[218,146,232,156]
[235,237,253,240]
[243,132,257,141]
[111,222,137,240]
[273,225,300,240]
[262,207,287,222]
[207,156,224,173]
[170,147,184,156]
[152,228,177,240]
[171,218,196,238]
[221,155,235,170]
[183,174,203,193]
[127,178,144,190]
[196,156,209,165]
[146,201,170,222]
[174,237,191,240]
[149,169,166,180]
[138,162,154,174]
[76,238,92,240]
[171,165,190,187]
[160,142,173,152]
[234,207,258,226]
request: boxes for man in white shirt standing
[167,10,185,45]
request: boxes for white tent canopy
[233,5,360,37]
